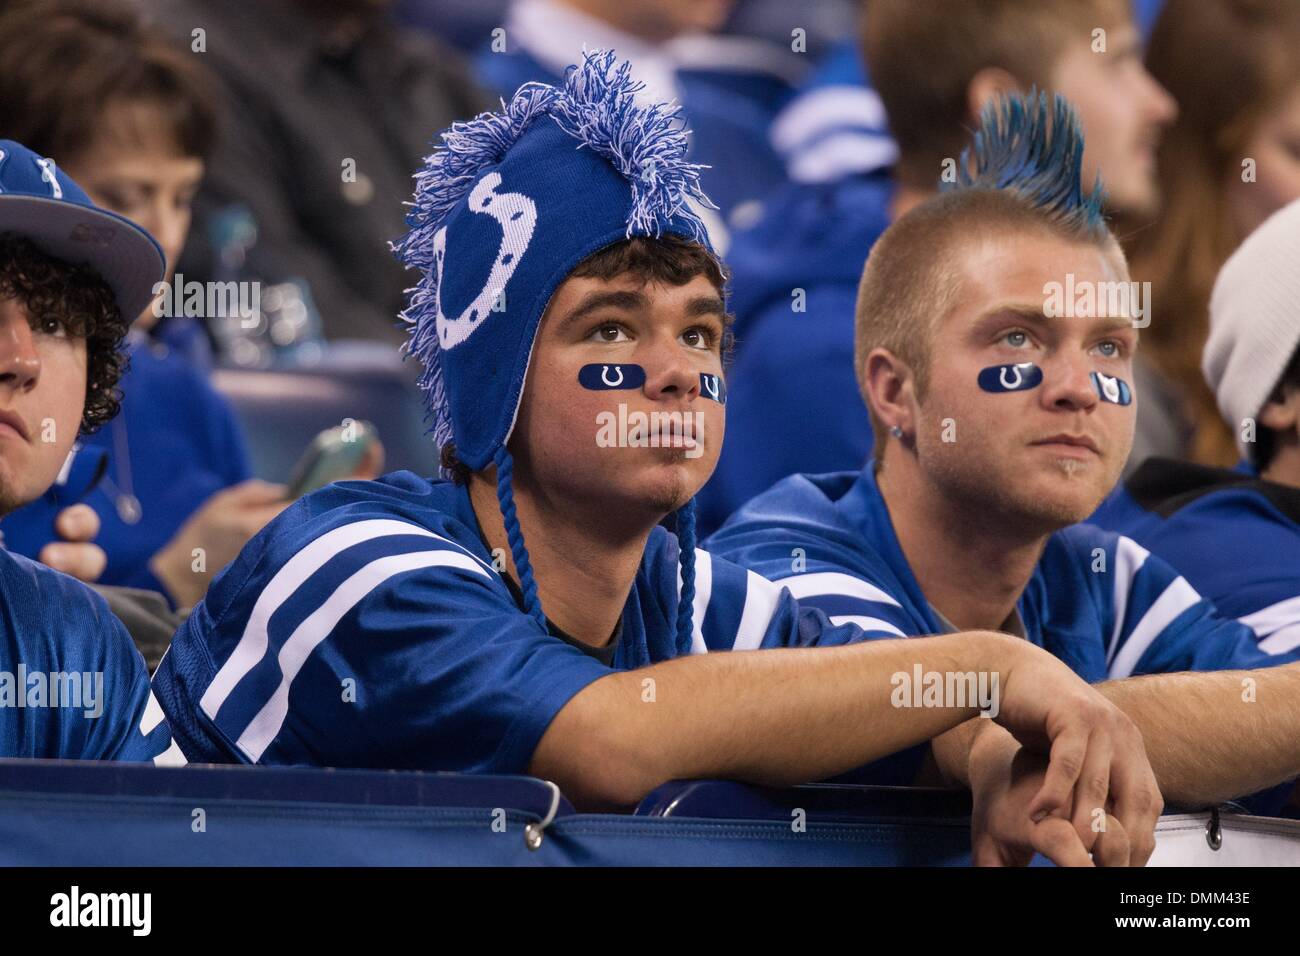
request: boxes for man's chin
[0,479,30,519]
[1108,174,1162,221]
[1014,471,1109,528]
[622,454,709,517]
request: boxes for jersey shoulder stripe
[200,515,495,763]
[235,545,492,762]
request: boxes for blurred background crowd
[1,0,1298,644]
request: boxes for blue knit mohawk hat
[945,89,1108,238]
[395,50,718,649]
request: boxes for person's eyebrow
[973,304,1055,332]
[684,294,728,324]
[974,306,1141,337]
[554,289,648,334]
[1088,315,1141,336]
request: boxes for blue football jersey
[151,472,872,773]
[706,467,1299,680]
[1090,458,1300,657]
[0,548,177,762]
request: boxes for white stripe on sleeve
[1241,595,1300,639]
[153,738,188,767]
[1106,536,1150,667]
[1107,575,1200,679]
[732,571,784,651]
[1259,623,1300,655]
[140,690,166,736]
[235,548,492,763]
[202,519,488,720]
[778,571,902,608]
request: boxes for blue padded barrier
[5,760,1296,865]
[0,760,973,866]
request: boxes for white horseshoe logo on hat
[601,365,624,387]
[35,157,62,199]
[433,172,537,350]
[1000,365,1024,390]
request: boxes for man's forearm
[532,631,1020,809]
[1099,663,1300,806]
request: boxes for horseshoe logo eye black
[601,365,624,387]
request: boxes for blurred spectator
[0,1,383,611]
[767,38,896,189]
[1090,198,1300,655]
[159,0,491,347]
[393,0,510,53]
[474,0,802,233]
[699,0,1177,534]
[724,0,859,63]
[1123,0,1300,470]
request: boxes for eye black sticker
[1091,371,1132,406]
[978,362,1043,393]
[699,373,726,404]
[579,364,646,390]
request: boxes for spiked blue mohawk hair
[393,50,717,651]
[946,89,1109,240]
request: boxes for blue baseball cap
[0,139,165,319]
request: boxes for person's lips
[1031,433,1100,456]
[0,409,30,442]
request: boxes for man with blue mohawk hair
[709,91,1300,862]
[152,57,1158,864]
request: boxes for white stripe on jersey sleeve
[1107,575,1200,679]
[1105,536,1150,667]
[1260,625,1300,655]
[140,690,166,736]
[828,614,907,637]
[202,519,490,720]
[1241,595,1300,640]
[675,549,713,655]
[732,570,784,651]
[153,738,188,767]
[236,548,492,763]
[778,571,902,607]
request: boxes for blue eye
[1095,340,1121,358]
[1003,330,1030,348]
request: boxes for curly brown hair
[0,233,130,433]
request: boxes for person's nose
[135,197,185,278]
[640,337,701,402]
[1138,65,1178,127]
[0,307,41,397]
[1039,350,1098,412]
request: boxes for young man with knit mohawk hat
[708,92,1300,860]
[152,54,1157,865]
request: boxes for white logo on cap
[35,157,62,199]
[433,172,536,350]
